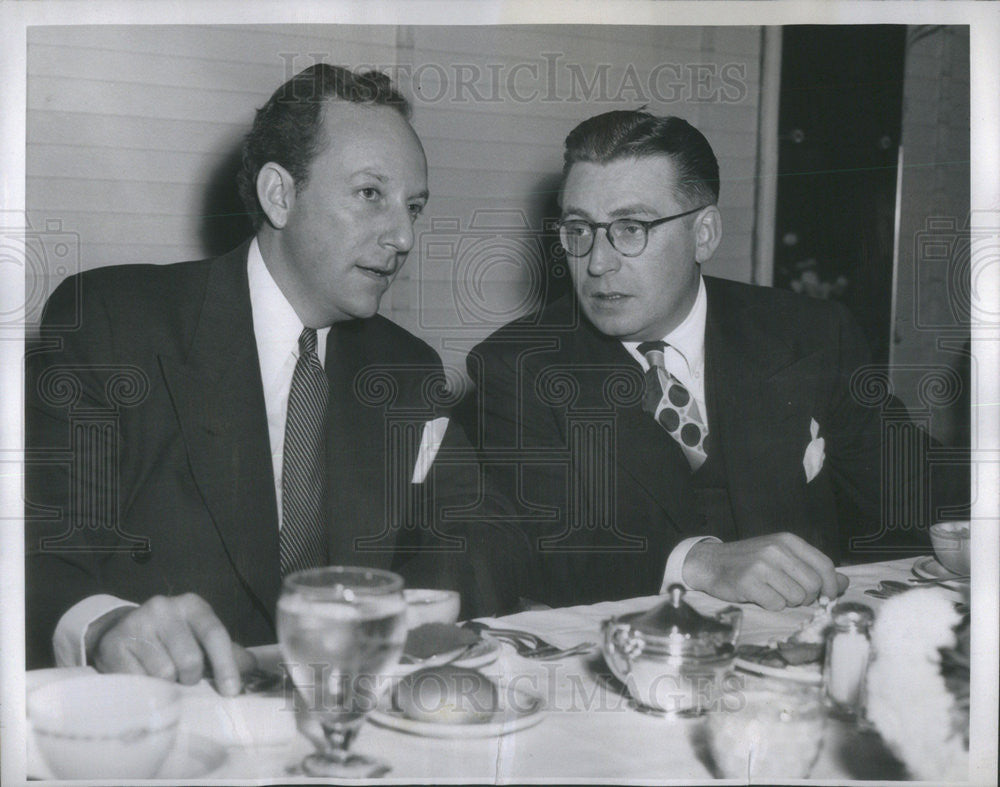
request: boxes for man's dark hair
[562,110,720,208]
[237,64,411,230]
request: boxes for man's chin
[349,302,381,320]
[580,308,638,340]
[324,298,382,324]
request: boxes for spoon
[880,578,967,592]
[864,580,966,600]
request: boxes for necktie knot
[298,327,318,357]
[636,340,708,471]
[637,340,666,361]
[638,340,667,375]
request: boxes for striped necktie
[637,340,709,471]
[279,327,329,576]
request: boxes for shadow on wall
[532,171,571,308]
[199,142,254,256]
[937,338,971,449]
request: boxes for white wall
[26,24,763,377]
[892,25,970,445]
[26,24,397,300]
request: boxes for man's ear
[693,205,723,264]
[256,162,296,229]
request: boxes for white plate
[912,555,969,583]
[733,658,822,686]
[370,682,544,738]
[461,636,501,668]
[392,636,503,677]
[251,636,500,680]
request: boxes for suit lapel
[159,243,281,623]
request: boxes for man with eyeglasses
[459,109,937,610]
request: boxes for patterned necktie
[637,340,709,471]
[280,327,329,576]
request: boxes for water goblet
[706,679,827,780]
[277,566,407,777]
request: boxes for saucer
[912,556,969,583]
[733,658,822,686]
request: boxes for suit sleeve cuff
[53,595,138,667]
[660,536,723,594]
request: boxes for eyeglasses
[558,205,707,258]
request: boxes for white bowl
[929,521,971,575]
[404,588,461,628]
[28,673,181,779]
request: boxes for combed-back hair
[237,64,410,229]
[562,110,720,208]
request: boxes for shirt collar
[623,275,707,372]
[247,237,329,378]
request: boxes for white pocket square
[411,416,450,484]
[802,417,826,483]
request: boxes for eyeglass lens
[559,220,649,257]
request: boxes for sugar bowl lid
[616,585,740,657]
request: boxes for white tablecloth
[27,556,946,782]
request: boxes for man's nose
[379,205,415,254]
[586,229,621,276]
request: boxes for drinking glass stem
[321,719,362,758]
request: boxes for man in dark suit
[461,110,938,610]
[25,65,526,690]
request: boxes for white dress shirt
[247,239,329,527]
[621,276,721,593]
[53,238,327,666]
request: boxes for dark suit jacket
[460,276,934,607]
[25,242,528,667]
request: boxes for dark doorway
[773,26,907,365]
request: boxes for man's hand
[682,533,849,610]
[86,594,255,696]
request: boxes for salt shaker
[823,601,874,718]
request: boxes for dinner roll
[395,665,499,724]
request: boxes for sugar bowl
[602,585,742,714]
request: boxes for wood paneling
[26,24,763,358]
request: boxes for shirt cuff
[660,536,723,594]
[53,595,138,667]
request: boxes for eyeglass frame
[557,205,709,258]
